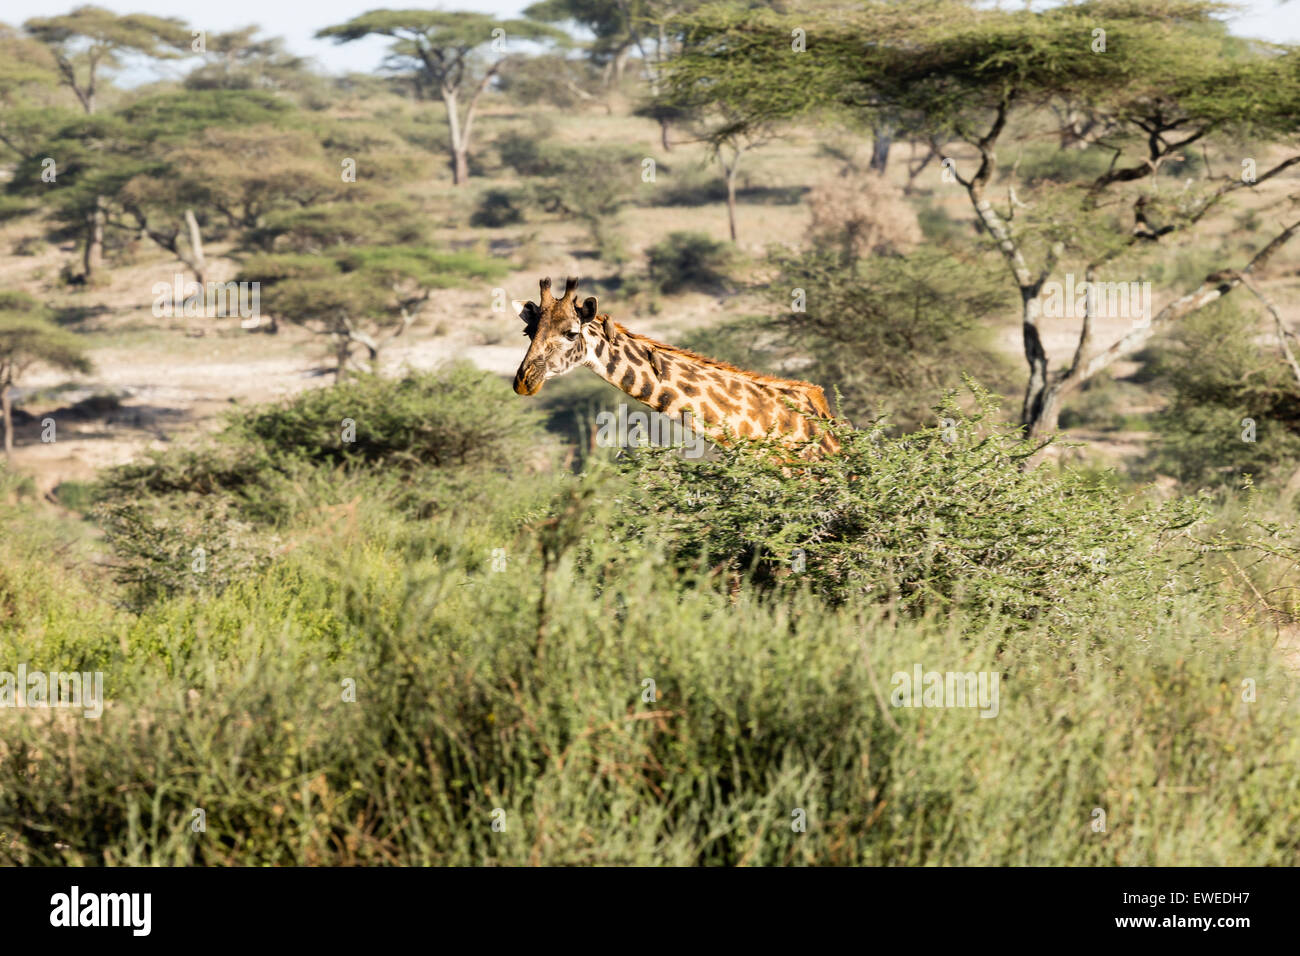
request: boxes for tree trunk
[83,195,105,278]
[452,148,469,186]
[659,116,672,152]
[1019,290,1051,432]
[611,43,634,86]
[443,87,471,187]
[184,208,207,288]
[334,336,350,382]
[869,122,894,174]
[725,164,739,242]
[1,384,13,459]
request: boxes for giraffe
[512,276,840,457]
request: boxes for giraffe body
[513,277,840,458]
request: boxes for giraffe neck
[583,316,829,450]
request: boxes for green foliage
[182,27,313,93]
[0,291,93,385]
[767,247,1014,428]
[96,494,278,610]
[316,10,564,50]
[645,231,735,294]
[245,203,429,253]
[237,244,505,373]
[469,188,525,228]
[495,53,597,108]
[3,451,1299,865]
[89,366,554,609]
[234,364,546,471]
[1145,300,1300,487]
[496,130,642,257]
[613,384,1209,623]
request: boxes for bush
[245,203,429,253]
[496,131,641,260]
[645,231,736,295]
[806,172,921,260]
[766,246,1015,429]
[1145,300,1300,487]
[3,462,1299,865]
[611,384,1209,625]
[1004,143,1114,185]
[235,364,545,471]
[90,365,555,608]
[469,189,525,228]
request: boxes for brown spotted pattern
[513,276,841,458]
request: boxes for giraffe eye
[563,329,579,340]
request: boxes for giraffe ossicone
[512,275,841,458]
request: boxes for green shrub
[1004,143,1113,185]
[96,495,278,610]
[245,203,429,253]
[469,189,525,228]
[645,231,736,295]
[1145,300,1300,487]
[766,246,1015,429]
[235,364,545,471]
[89,365,555,608]
[2,472,1298,865]
[611,384,1209,624]
[496,131,640,260]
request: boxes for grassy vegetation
[2,367,1299,865]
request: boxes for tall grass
[1,370,1298,865]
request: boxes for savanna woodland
[2,0,1300,868]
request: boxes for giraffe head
[512,276,601,396]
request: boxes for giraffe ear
[577,296,598,322]
[515,301,539,322]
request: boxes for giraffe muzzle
[514,361,545,396]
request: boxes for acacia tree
[0,292,92,458]
[238,244,502,376]
[23,7,190,277]
[525,0,646,87]
[0,23,62,176]
[317,11,564,185]
[665,0,1300,440]
[0,22,58,108]
[8,90,321,289]
[184,26,311,91]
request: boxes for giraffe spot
[706,387,738,416]
[678,379,700,397]
[620,366,637,392]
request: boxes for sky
[1,0,1297,81]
